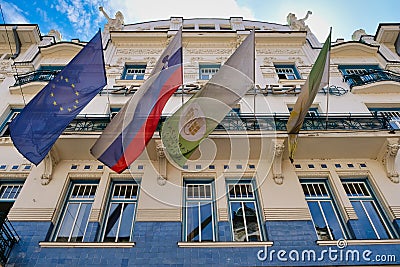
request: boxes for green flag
[286,32,331,162]
[161,31,255,167]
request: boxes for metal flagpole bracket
[155,140,167,186]
[272,138,285,185]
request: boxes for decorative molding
[0,137,12,144]
[263,208,311,221]
[378,138,399,183]
[272,139,285,184]
[218,208,229,221]
[8,208,55,221]
[296,171,330,177]
[178,241,273,248]
[389,206,400,219]
[41,148,60,185]
[40,242,135,248]
[68,173,102,179]
[136,209,181,221]
[334,170,370,177]
[155,139,167,185]
[0,172,28,179]
[115,48,164,56]
[344,206,358,220]
[182,172,217,177]
[89,208,101,222]
[186,48,233,55]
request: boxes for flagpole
[180,28,184,106]
[325,27,332,130]
[253,28,256,125]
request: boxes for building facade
[0,13,399,266]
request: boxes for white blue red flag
[91,29,182,173]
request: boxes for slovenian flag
[91,29,182,173]
[161,31,254,167]
[286,31,331,162]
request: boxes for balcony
[1,112,395,139]
[0,213,19,265]
[343,69,400,89]
[13,70,61,87]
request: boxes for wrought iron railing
[13,70,61,87]
[1,112,394,137]
[343,69,400,89]
[158,112,392,132]
[0,213,19,265]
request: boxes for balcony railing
[1,112,395,138]
[0,213,19,265]
[13,70,61,87]
[343,69,400,89]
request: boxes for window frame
[121,64,146,80]
[199,64,220,80]
[341,178,398,240]
[100,181,140,242]
[0,109,21,137]
[183,179,217,242]
[300,178,349,241]
[226,179,264,242]
[53,181,98,242]
[274,64,301,80]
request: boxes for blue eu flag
[10,30,106,165]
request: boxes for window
[102,183,139,242]
[339,65,382,87]
[122,65,146,80]
[342,179,397,239]
[227,180,263,241]
[301,180,347,241]
[0,109,21,137]
[274,64,301,80]
[54,182,97,242]
[288,106,319,116]
[184,181,216,242]
[339,65,381,76]
[0,182,24,216]
[199,64,220,80]
[368,107,400,130]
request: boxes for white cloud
[107,0,255,24]
[0,1,29,24]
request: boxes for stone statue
[48,29,62,42]
[352,29,367,41]
[99,6,124,31]
[287,11,312,31]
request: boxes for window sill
[39,242,135,248]
[177,241,273,248]
[317,239,400,246]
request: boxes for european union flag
[10,30,106,165]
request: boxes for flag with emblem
[90,29,183,173]
[286,31,331,162]
[10,30,106,165]
[161,31,254,167]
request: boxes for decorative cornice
[389,206,400,219]
[68,173,102,179]
[344,206,358,220]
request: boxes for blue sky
[1,0,399,42]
